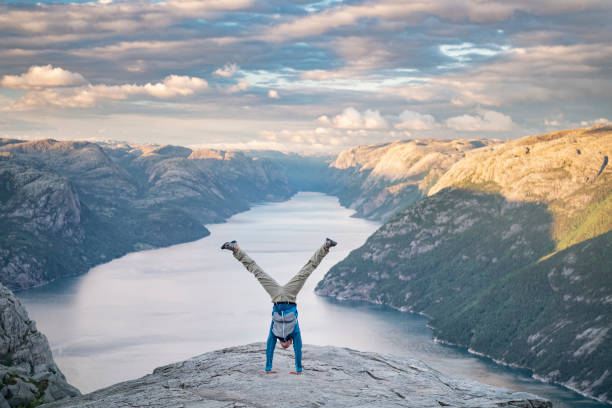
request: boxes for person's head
[280,338,293,349]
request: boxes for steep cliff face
[0,139,292,291]
[42,343,551,408]
[0,284,79,407]
[0,160,86,290]
[327,138,500,221]
[316,126,612,402]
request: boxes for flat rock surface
[43,343,551,408]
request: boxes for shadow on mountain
[316,188,612,401]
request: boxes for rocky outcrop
[429,126,612,249]
[316,126,612,403]
[327,138,500,220]
[0,284,79,407]
[42,343,550,408]
[0,139,292,291]
[0,161,85,290]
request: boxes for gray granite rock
[0,284,80,407]
[43,343,551,408]
[0,139,292,290]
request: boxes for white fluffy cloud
[395,110,437,130]
[214,63,238,78]
[1,65,87,90]
[446,109,514,132]
[318,107,388,130]
[3,71,208,111]
[143,75,208,97]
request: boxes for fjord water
[18,192,604,407]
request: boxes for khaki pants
[233,244,329,303]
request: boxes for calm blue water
[18,192,607,407]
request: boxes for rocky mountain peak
[428,126,611,248]
[429,126,611,202]
[188,148,225,160]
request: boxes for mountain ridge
[0,139,292,291]
[316,126,612,403]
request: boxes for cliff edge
[43,343,551,408]
[0,284,79,407]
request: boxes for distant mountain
[249,139,500,222]
[0,283,80,407]
[316,126,612,403]
[0,139,292,291]
[243,150,334,193]
[326,138,500,220]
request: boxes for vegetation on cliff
[316,126,612,402]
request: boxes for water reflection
[18,193,605,407]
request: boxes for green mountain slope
[435,231,612,401]
[316,126,612,403]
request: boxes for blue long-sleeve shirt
[265,303,302,372]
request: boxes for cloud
[0,0,255,37]
[1,0,610,145]
[3,74,208,111]
[227,78,249,93]
[544,119,561,127]
[214,63,238,78]
[318,107,388,130]
[193,139,288,152]
[580,118,609,126]
[394,43,612,106]
[1,65,87,90]
[446,109,514,132]
[543,115,609,130]
[261,0,609,42]
[258,127,351,151]
[395,110,437,130]
[439,42,510,62]
[143,75,208,98]
[165,0,254,13]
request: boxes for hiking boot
[324,238,337,250]
[221,240,238,252]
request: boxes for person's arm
[265,321,278,373]
[289,330,303,374]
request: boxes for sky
[0,0,610,152]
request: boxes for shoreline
[316,292,610,406]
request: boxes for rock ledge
[43,343,551,408]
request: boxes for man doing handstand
[221,238,337,374]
